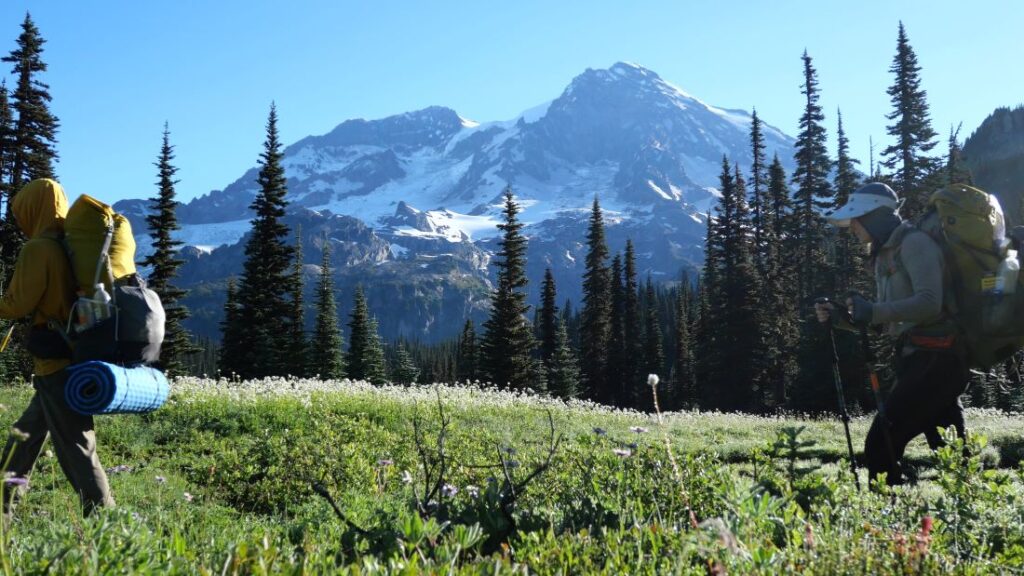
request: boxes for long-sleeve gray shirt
[871,221,948,336]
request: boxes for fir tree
[606,253,628,405]
[392,343,419,385]
[672,280,695,409]
[480,188,538,390]
[580,198,612,403]
[311,239,345,380]
[622,239,642,401]
[696,212,720,406]
[0,82,13,218]
[286,227,308,376]
[234,103,295,378]
[142,124,195,377]
[456,319,478,382]
[791,51,833,304]
[640,276,665,410]
[362,317,388,386]
[2,15,59,372]
[547,317,580,399]
[538,268,559,367]
[2,13,59,189]
[347,285,372,381]
[219,278,244,378]
[749,109,769,274]
[881,22,939,218]
[763,155,799,406]
[833,110,864,296]
[946,124,972,185]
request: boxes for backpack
[914,183,1024,369]
[62,194,166,366]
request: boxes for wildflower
[0,403,6,412]
[466,485,480,498]
[8,427,28,442]
[183,492,194,503]
[626,442,638,450]
[106,464,132,475]
[377,459,394,467]
[647,374,660,387]
[506,460,520,469]
[44,450,53,459]
[502,446,517,456]
[629,426,648,434]
[401,470,413,484]
[155,475,167,484]
[592,427,607,436]
[612,448,632,458]
[3,476,28,488]
[441,483,458,498]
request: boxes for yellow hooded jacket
[0,179,76,376]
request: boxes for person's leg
[33,370,113,516]
[864,352,966,486]
[2,384,49,515]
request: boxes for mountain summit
[118,62,797,342]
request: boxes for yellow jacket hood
[12,178,68,239]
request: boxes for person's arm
[0,241,45,320]
[871,231,944,324]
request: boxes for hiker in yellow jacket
[1,179,113,519]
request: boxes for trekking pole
[816,297,860,491]
[857,323,900,483]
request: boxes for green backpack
[915,183,1024,369]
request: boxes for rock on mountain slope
[118,62,797,343]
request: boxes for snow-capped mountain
[118,62,797,343]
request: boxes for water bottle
[75,294,95,332]
[92,283,112,321]
[997,249,1019,295]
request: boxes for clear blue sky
[1,1,1021,205]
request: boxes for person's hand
[846,293,874,328]
[814,300,833,324]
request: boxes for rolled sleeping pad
[65,361,170,415]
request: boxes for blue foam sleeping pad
[65,361,170,415]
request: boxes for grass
[1,376,1023,574]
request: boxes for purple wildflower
[612,448,632,458]
[593,427,607,436]
[441,483,458,498]
[629,426,649,434]
[377,459,394,467]
[155,475,167,484]
[3,476,28,488]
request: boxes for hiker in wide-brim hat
[1,179,114,520]
[816,182,969,487]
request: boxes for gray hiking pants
[2,369,113,517]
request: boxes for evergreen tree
[547,317,580,399]
[362,317,388,386]
[946,124,973,185]
[833,110,865,296]
[1,15,59,378]
[0,82,13,218]
[456,319,478,382]
[791,51,833,304]
[286,227,308,376]
[672,280,695,409]
[749,109,769,273]
[142,124,195,377]
[606,253,628,405]
[392,343,419,385]
[234,103,295,378]
[705,159,765,411]
[2,13,59,190]
[881,22,939,218]
[622,239,642,400]
[311,240,345,380]
[480,188,538,390]
[640,276,665,410]
[219,278,244,378]
[763,156,799,406]
[538,268,559,367]
[696,212,720,406]
[347,285,372,381]
[580,198,612,403]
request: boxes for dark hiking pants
[864,350,969,486]
[2,370,113,517]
